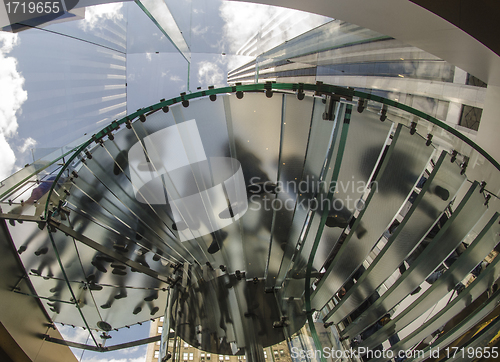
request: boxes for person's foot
[114,291,127,299]
[18,245,27,254]
[144,292,158,302]
[356,226,367,239]
[101,303,112,309]
[91,260,107,273]
[207,230,228,254]
[133,306,142,315]
[434,186,450,201]
[410,286,422,295]
[35,247,49,256]
[88,283,103,291]
[96,254,114,263]
[150,306,159,315]
[113,151,128,176]
[325,215,349,229]
[112,269,127,276]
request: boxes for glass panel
[374,252,500,361]
[341,182,488,339]
[359,213,500,351]
[38,3,127,53]
[311,103,393,272]
[327,151,466,323]
[312,123,434,310]
[406,289,500,362]
[224,92,283,278]
[274,97,335,286]
[265,95,315,287]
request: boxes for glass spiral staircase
[1,82,499,362]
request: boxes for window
[184,342,189,348]
[190,353,194,360]
[219,356,224,360]
[160,316,164,322]
[225,357,229,360]
[280,350,284,357]
[157,326,163,334]
[207,354,211,360]
[154,351,160,358]
[183,353,188,361]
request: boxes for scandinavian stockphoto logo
[128,119,248,242]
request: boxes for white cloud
[197,61,224,86]
[18,137,36,153]
[0,32,27,180]
[192,25,209,36]
[80,2,124,31]
[57,324,91,344]
[219,2,331,69]
[170,75,183,82]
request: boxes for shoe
[110,263,126,269]
[153,254,161,261]
[410,286,422,295]
[150,306,159,315]
[91,260,107,273]
[112,269,127,276]
[35,247,49,256]
[96,254,114,263]
[88,283,103,291]
[207,230,228,254]
[30,269,41,276]
[356,226,367,239]
[114,292,127,299]
[113,151,128,176]
[9,220,15,226]
[101,303,112,309]
[18,245,27,254]
[434,186,450,201]
[133,306,142,315]
[144,292,158,302]
[325,215,349,229]
[208,239,220,254]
